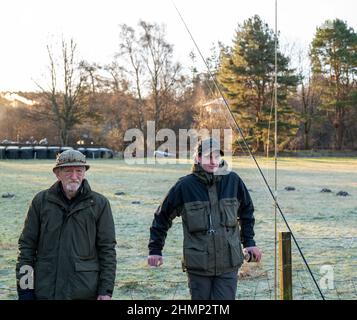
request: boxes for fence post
[279,231,293,300]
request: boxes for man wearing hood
[147,137,261,300]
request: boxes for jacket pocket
[220,198,239,227]
[34,261,53,299]
[183,202,209,233]
[183,246,208,271]
[70,261,99,300]
[227,237,244,267]
[75,261,100,272]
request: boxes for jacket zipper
[207,186,217,276]
[54,206,67,299]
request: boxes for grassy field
[0,157,356,300]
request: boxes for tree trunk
[304,119,310,150]
[336,122,344,150]
[334,107,345,150]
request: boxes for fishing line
[172,0,325,300]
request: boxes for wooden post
[279,232,293,300]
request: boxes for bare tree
[295,48,322,149]
[104,61,129,93]
[139,21,179,130]
[117,24,146,132]
[36,39,87,145]
[116,21,187,134]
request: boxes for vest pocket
[183,246,208,271]
[184,202,209,233]
[228,238,244,267]
[220,198,239,227]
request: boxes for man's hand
[97,295,112,300]
[245,246,262,262]
[148,255,163,267]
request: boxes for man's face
[54,166,86,194]
[198,150,221,173]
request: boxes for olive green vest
[181,164,244,276]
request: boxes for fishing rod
[274,0,279,301]
[172,0,325,300]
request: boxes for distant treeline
[0,16,356,152]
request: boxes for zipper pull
[207,214,216,235]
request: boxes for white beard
[64,182,81,193]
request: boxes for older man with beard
[16,149,116,300]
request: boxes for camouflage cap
[53,149,90,171]
[196,137,224,157]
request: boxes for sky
[0,0,356,92]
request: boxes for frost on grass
[0,158,356,300]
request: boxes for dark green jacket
[16,179,116,300]
[149,163,256,276]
